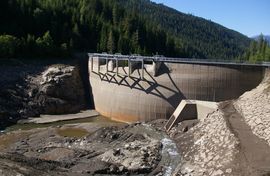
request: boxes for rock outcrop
[0,63,86,128]
[29,65,86,115]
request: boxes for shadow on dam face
[92,64,186,109]
[89,61,265,122]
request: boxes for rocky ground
[0,122,180,176]
[1,59,270,176]
[0,59,86,129]
[168,69,270,176]
[234,69,270,145]
[169,110,238,176]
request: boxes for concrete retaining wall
[89,60,264,122]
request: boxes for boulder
[31,65,86,115]
[0,64,86,123]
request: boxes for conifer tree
[107,29,115,54]
[98,25,108,52]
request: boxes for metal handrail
[88,53,270,67]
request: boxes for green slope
[118,0,251,59]
[0,0,251,59]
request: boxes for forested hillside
[0,0,184,58]
[118,0,251,59]
[241,35,270,61]
[0,0,251,59]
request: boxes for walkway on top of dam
[88,53,270,67]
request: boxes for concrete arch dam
[88,54,267,122]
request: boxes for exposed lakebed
[0,115,180,176]
[3,115,120,133]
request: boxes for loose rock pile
[235,69,270,145]
[99,139,161,172]
[172,110,239,176]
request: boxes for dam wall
[89,58,265,122]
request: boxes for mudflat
[19,110,99,124]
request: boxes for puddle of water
[57,128,89,138]
[4,115,122,132]
[0,132,30,150]
[0,115,123,150]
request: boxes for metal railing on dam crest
[88,53,270,67]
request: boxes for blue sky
[152,0,270,37]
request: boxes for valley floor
[0,61,269,176]
[0,120,179,176]
[1,93,270,176]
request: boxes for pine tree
[107,29,115,54]
[98,25,108,52]
[112,4,120,25]
[166,37,176,57]
[131,30,140,53]
[117,35,124,54]
[35,31,54,56]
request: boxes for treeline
[0,0,185,59]
[0,32,68,58]
[240,35,270,62]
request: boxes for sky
[152,0,270,37]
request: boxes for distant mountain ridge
[252,35,270,45]
[118,0,251,59]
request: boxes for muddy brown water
[0,131,31,150]
[56,128,89,138]
[0,115,123,148]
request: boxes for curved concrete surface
[89,61,264,122]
